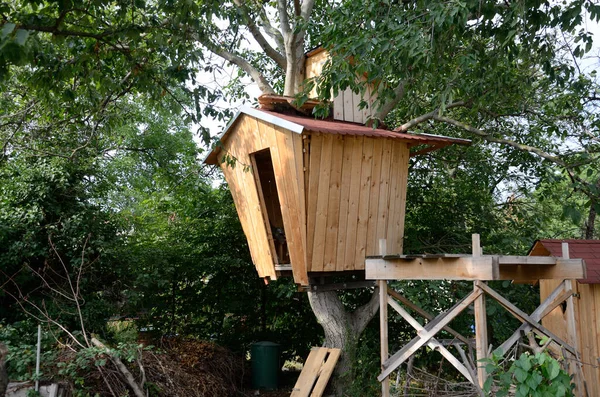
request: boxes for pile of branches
[54,338,245,397]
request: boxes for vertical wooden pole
[378,239,390,397]
[562,243,588,397]
[472,234,488,389]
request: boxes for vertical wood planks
[354,138,374,270]
[343,88,354,123]
[366,139,384,255]
[311,134,334,272]
[335,136,354,271]
[376,141,393,248]
[274,125,308,284]
[343,136,365,270]
[387,142,410,255]
[323,135,344,271]
[306,134,323,272]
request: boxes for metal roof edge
[414,133,472,145]
[202,106,305,164]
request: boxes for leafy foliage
[483,348,575,397]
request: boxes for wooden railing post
[562,243,588,397]
[378,239,390,397]
[472,234,488,389]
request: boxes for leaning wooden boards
[291,347,341,397]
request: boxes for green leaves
[483,350,575,397]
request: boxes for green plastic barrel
[251,341,280,389]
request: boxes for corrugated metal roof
[259,110,471,145]
[530,239,600,284]
[203,107,470,164]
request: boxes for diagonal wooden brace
[387,296,476,384]
[378,288,483,381]
[476,281,577,356]
[498,280,571,354]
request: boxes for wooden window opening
[251,149,290,265]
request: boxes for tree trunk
[307,288,379,396]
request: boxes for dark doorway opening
[251,149,289,265]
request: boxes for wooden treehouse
[204,105,467,286]
[204,48,592,396]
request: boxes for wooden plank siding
[306,136,410,272]
[217,112,412,283]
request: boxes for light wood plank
[498,259,586,280]
[309,349,341,397]
[385,142,401,255]
[354,138,374,270]
[366,139,384,255]
[274,125,308,284]
[352,90,364,124]
[344,136,364,270]
[291,348,329,397]
[323,135,345,271]
[306,134,323,272]
[343,87,354,122]
[335,136,354,271]
[366,257,496,281]
[376,141,393,249]
[333,92,344,120]
[293,133,308,271]
[379,280,390,397]
[312,134,334,272]
[395,144,410,254]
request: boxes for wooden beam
[476,282,577,356]
[379,280,390,397]
[387,288,472,346]
[365,257,585,281]
[387,296,476,384]
[472,235,488,390]
[378,288,483,381]
[308,280,376,292]
[498,280,570,355]
[498,259,586,280]
[366,257,495,280]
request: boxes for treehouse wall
[304,49,376,123]
[305,133,410,272]
[218,114,308,285]
[215,111,412,286]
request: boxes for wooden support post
[562,243,588,397]
[378,239,390,397]
[472,234,488,389]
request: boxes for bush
[483,348,575,397]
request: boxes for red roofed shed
[530,239,600,395]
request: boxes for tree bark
[307,288,379,395]
[586,201,596,239]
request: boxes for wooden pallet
[290,347,341,397]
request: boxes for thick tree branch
[256,6,285,53]
[205,41,275,94]
[301,0,316,21]
[277,0,291,37]
[394,100,466,132]
[233,0,286,69]
[350,287,380,334]
[373,82,407,123]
